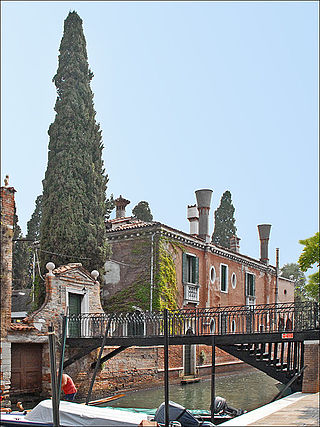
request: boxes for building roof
[106,218,277,274]
[10,323,36,331]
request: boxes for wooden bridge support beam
[302,340,320,393]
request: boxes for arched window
[231,319,236,333]
[210,266,216,284]
[231,272,237,289]
[210,319,216,334]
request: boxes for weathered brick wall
[302,340,320,393]
[103,236,153,312]
[0,185,16,402]
[1,186,15,338]
[65,345,184,399]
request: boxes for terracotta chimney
[195,189,213,243]
[230,235,240,253]
[257,224,272,265]
[115,195,130,218]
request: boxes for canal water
[107,368,289,413]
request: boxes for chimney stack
[230,235,240,253]
[115,195,130,218]
[187,204,199,236]
[195,189,213,243]
[257,224,272,265]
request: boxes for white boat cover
[24,400,150,426]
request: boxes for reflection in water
[108,369,288,412]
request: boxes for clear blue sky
[1,1,318,271]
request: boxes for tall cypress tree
[211,190,237,249]
[40,11,109,275]
[12,209,30,289]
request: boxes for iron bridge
[65,301,319,391]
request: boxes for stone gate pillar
[302,340,320,393]
[0,177,16,403]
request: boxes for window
[231,272,237,289]
[182,253,199,284]
[220,264,228,292]
[231,320,236,333]
[245,272,255,297]
[210,266,216,284]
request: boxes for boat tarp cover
[24,400,150,426]
[154,401,214,426]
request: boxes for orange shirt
[62,375,77,394]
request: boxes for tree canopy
[298,232,319,302]
[40,11,109,281]
[12,209,30,289]
[211,190,237,249]
[280,262,306,302]
[132,201,153,222]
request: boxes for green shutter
[195,257,199,284]
[182,253,188,283]
[253,275,256,297]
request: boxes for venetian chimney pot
[115,195,130,218]
[195,189,213,243]
[187,204,199,236]
[258,224,272,265]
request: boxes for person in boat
[60,372,77,401]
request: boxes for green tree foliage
[298,232,319,302]
[132,201,153,222]
[12,209,30,289]
[211,190,237,249]
[40,12,109,280]
[106,194,115,219]
[280,262,306,302]
[26,195,42,241]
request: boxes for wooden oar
[82,393,126,406]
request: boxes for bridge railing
[67,301,319,339]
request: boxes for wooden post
[57,316,68,405]
[210,337,215,423]
[48,323,60,427]
[164,309,169,427]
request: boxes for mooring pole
[48,323,60,427]
[57,315,68,405]
[210,337,215,423]
[164,308,169,427]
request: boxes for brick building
[103,190,293,312]
[1,183,297,402]
[100,189,294,384]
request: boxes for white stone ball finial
[91,270,99,281]
[46,262,55,276]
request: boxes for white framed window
[245,272,256,297]
[182,253,199,285]
[231,272,237,289]
[220,264,228,293]
[210,266,216,284]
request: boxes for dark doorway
[69,293,82,337]
[11,344,42,394]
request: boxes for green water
[107,368,288,413]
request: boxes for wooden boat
[0,399,152,426]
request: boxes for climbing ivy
[153,237,178,311]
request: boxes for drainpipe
[150,233,155,312]
[275,248,279,305]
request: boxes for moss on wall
[103,234,180,313]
